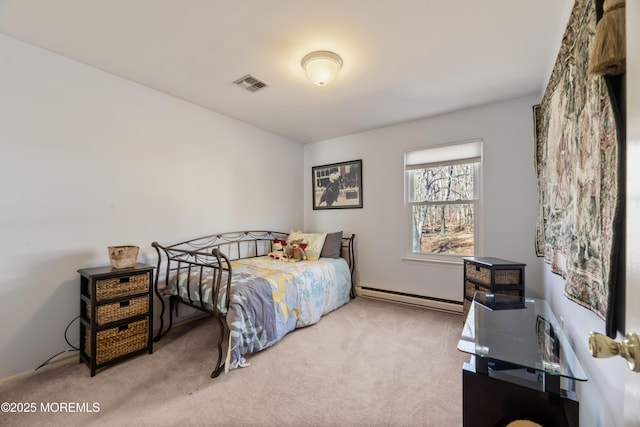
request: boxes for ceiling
[0,0,573,143]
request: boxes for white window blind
[405,140,482,169]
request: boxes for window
[405,140,482,261]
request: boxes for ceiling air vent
[233,74,269,93]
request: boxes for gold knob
[589,332,640,372]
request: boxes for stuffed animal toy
[286,239,307,262]
[268,238,288,260]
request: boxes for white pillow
[287,231,327,261]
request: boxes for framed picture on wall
[312,159,363,210]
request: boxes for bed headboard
[151,230,356,280]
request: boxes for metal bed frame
[151,230,356,377]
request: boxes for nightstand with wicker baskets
[462,257,526,322]
[78,264,154,376]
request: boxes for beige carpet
[0,297,468,427]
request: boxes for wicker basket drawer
[91,273,149,301]
[86,295,149,326]
[85,318,148,365]
[465,263,522,285]
[465,280,490,300]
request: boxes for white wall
[0,34,303,379]
[625,1,640,424]
[544,267,625,427]
[304,95,544,302]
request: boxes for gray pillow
[320,231,343,258]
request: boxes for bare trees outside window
[406,141,481,259]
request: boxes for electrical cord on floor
[64,315,80,351]
[35,315,80,370]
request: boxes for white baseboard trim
[356,286,463,315]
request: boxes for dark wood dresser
[78,263,154,376]
[462,257,525,322]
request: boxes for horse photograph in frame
[312,159,362,210]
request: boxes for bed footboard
[151,242,233,377]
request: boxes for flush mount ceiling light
[301,50,343,86]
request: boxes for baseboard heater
[356,286,463,315]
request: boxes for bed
[151,230,355,377]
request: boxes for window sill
[402,256,464,266]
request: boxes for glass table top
[458,292,587,382]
